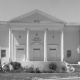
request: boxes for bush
[61,65,67,73]
[2,63,10,72]
[10,62,22,70]
[26,65,34,73]
[49,62,57,71]
[42,70,48,73]
[42,70,55,73]
[34,68,40,73]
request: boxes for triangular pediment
[9,9,66,24]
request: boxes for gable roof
[8,9,66,24]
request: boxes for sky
[0,0,80,23]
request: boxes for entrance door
[31,43,43,61]
[33,48,41,61]
[48,45,58,61]
[16,45,26,61]
[49,48,57,61]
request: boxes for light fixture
[36,32,38,36]
[77,46,80,53]
[19,35,21,38]
[53,35,54,39]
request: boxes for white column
[26,29,29,61]
[11,31,14,61]
[9,28,11,61]
[61,29,64,61]
[44,29,47,61]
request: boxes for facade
[0,9,80,65]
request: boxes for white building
[0,9,80,65]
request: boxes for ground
[0,73,80,80]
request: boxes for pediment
[9,9,65,24]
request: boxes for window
[1,50,6,58]
[67,50,71,58]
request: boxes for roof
[8,9,66,24]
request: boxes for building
[0,9,80,65]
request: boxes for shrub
[10,62,22,70]
[49,62,57,71]
[2,63,10,72]
[66,65,75,73]
[34,68,40,73]
[61,65,67,73]
[26,65,34,73]
[42,70,48,73]
[0,66,3,72]
[42,70,55,73]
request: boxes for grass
[0,73,80,80]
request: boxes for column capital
[44,28,48,31]
[25,28,29,30]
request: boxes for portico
[7,9,66,62]
[8,22,64,62]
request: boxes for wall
[47,30,61,61]
[64,26,80,64]
[13,30,26,61]
[0,25,9,64]
[13,30,26,45]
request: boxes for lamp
[77,46,80,53]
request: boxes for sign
[33,37,41,41]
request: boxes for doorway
[48,45,58,61]
[33,48,41,61]
[16,45,26,61]
[30,43,44,61]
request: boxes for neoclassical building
[0,9,80,64]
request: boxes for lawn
[0,73,80,80]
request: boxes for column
[61,29,64,61]
[44,29,47,61]
[11,30,14,61]
[26,29,29,61]
[9,28,11,61]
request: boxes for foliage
[49,62,57,71]
[42,70,56,73]
[34,68,40,73]
[66,65,75,73]
[61,65,67,73]
[10,62,22,70]
[26,65,34,73]
[2,63,10,72]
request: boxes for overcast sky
[0,0,80,23]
